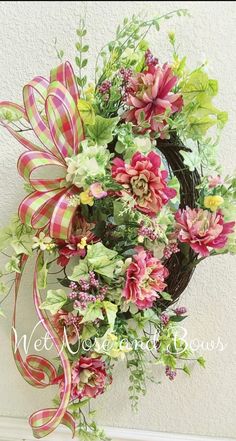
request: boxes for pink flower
[123,248,169,309]
[124,63,183,136]
[175,207,235,257]
[51,310,81,345]
[57,216,98,266]
[208,175,224,188]
[56,356,110,401]
[112,151,176,216]
[90,182,107,199]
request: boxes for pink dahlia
[124,63,183,136]
[61,356,109,401]
[56,357,110,401]
[112,151,176,216]
[51,310,81,345]
[175,207,235,257]
[123,248,169,310]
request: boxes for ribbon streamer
[12,254,75,438]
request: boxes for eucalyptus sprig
[75,18,89,93]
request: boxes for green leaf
[182,71,209,103]
[208,79,218,96]
[103,301,117,327]
[197,356,206,368]
[40,289,67,315]
[81,323,97,339]
[75,42,82,51]
[87,115,119,145]
[81,59,88,68]
[70,398,90,411]
[69,260,89,282]
[0,217,34,255]
[87,243,118,265]
[170,315,187,322]
[75,55,81,66]
[180,149,202,172]
[11,238,33,255]
[183,364,191,375]
[5,256,21,274]
[115,140,125,154]
[161,354,176,369]
[37,255,48,289]
[0,106,23,122]
[77,99,95,125]
[217,111,228,128]
[160,291,172,301]
[87,242,118,278]
[82,44,89,53]
[81,302,104,323]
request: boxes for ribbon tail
[12,255,58,388]
[12,254,75,438]
[29,254,75,438]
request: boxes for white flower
[32,232,53,251]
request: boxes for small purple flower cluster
[160,312,170,326]
[145,49,158,67]
[165,366,177,381]
[68,273,108,310]
[138,222,157,241]
[163,242,180,259]
[174,306,187,316]
[65,314,81,327]
[68,281,78,300]
[98,80,112,94]
[98,80,112,101]
[119,68,133,102]
[119,67,133,83]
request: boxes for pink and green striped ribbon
[1,62,85,240]
[12,254,75,438]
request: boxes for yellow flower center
[77,237,87,250]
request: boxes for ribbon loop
[23,76,59,157]
[19,189,65,230]
[50,61,80,105]
[17,151,65,181]
[45,81,81,159]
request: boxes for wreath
[0,10,235,441]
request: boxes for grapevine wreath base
[0,10,236,441]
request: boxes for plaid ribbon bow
[0,63,85,438]
[0,61,84,240]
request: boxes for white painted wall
[0,1,236,438]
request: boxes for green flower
[65,140,111,189]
